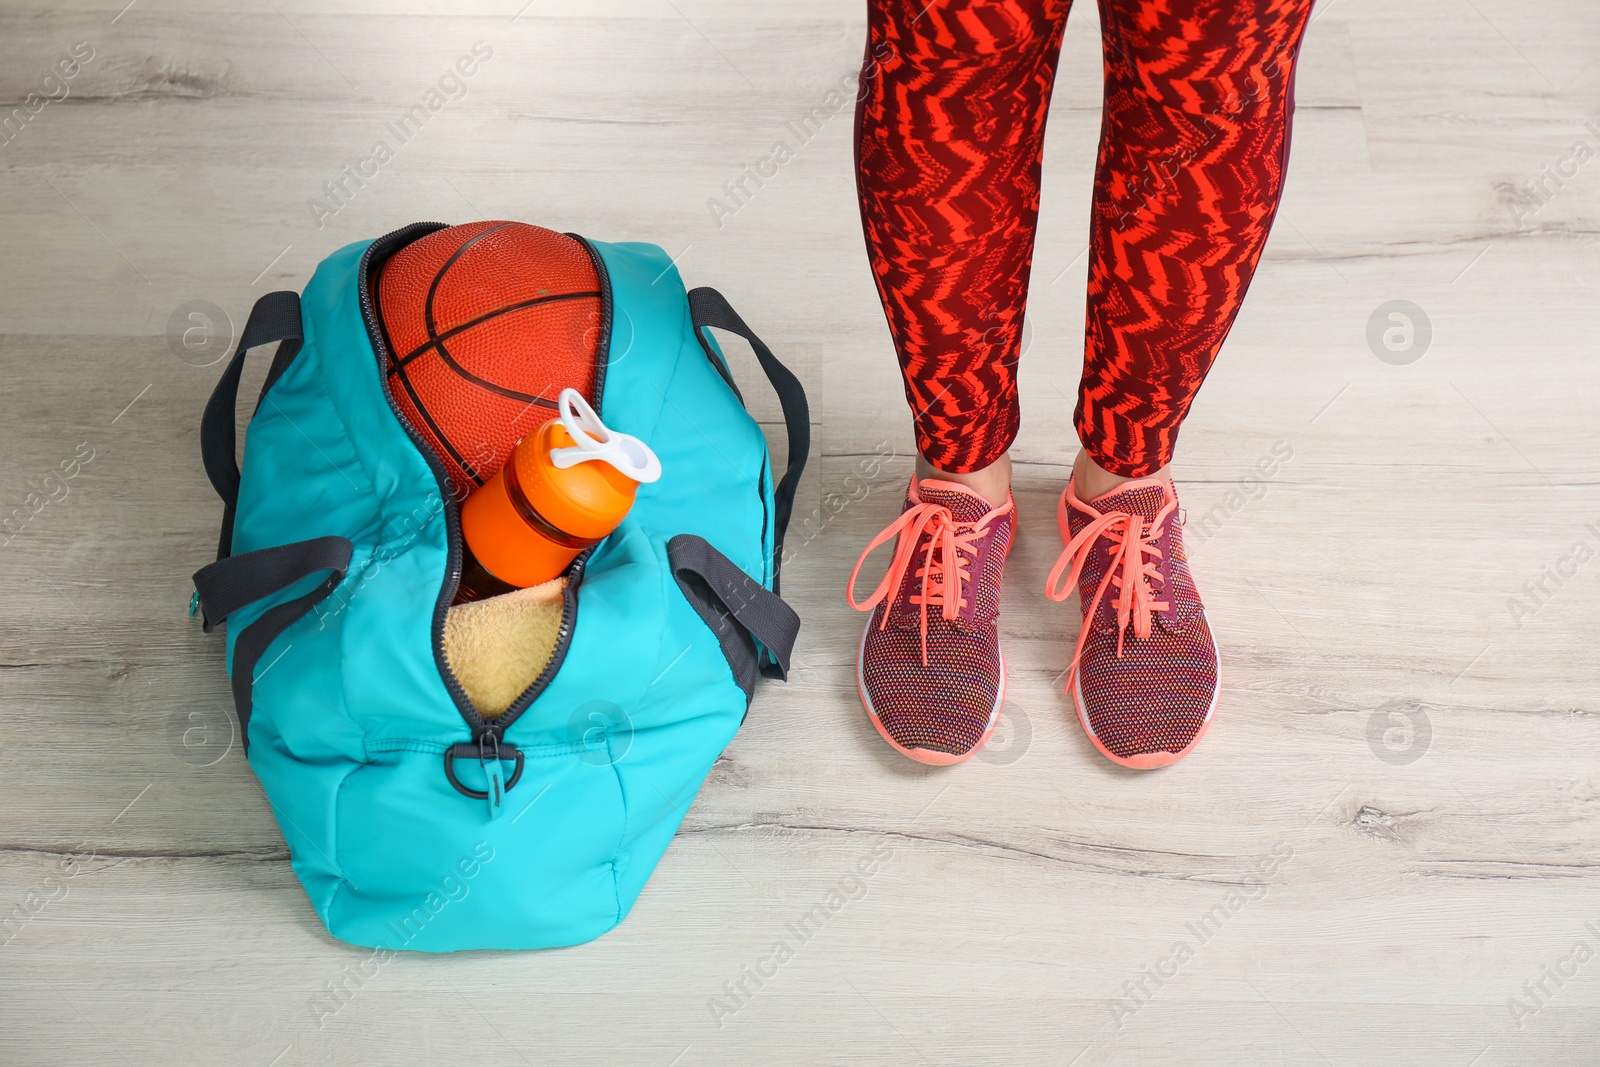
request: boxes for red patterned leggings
[856,0,1314,477]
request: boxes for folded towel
[442,578,566,718]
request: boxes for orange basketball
[373,221,604,502]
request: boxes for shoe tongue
[915,479,994,524]
[886,478,1000,632]
[1073,478,1194,633]
[1086,480,1170,522]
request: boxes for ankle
[916,452,1012,509]
[1072,449,1169,503]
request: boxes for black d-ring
[443,741,525,800]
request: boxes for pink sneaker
[1045,477,1219,769]
[847,477,1015,765]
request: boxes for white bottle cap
[547,387,662,484]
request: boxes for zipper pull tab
[484,758,507,820]
[480,734,507,821]
[189,590,201,617]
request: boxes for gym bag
[191,222,809,951]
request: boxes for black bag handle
[201,290,303,560]
[192,535,354,749]
[668,534,800,700]
[193,535,353,633]
[686,287,810,594]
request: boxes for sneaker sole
[856,617,1005,767]
[1070,609,1221,770]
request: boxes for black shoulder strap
[668,534,800,701]
[686,287,810,595]
[192,535,353,749]
[201,291,303,560]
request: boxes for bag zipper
[356,222,606,759]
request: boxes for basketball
[373,220,604,501]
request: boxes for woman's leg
[855,0,1073,506]
[848,0,1070,764]
[1078,0,1314,483]
[1050,0,1315,768]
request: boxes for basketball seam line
[389,333,486,487]
[417,223,597,406]
[392,290,604,369]
[423,222,511,343]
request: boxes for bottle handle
[548,387,662,484]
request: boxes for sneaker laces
[848,497,1012,667]
[1044,491,1175,690]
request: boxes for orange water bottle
[456,388,661,602]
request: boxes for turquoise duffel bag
[191,222,808,951]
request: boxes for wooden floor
[3,1,1599,1064]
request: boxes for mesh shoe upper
[1046,478,1218,764]
[848,477,1014,760]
